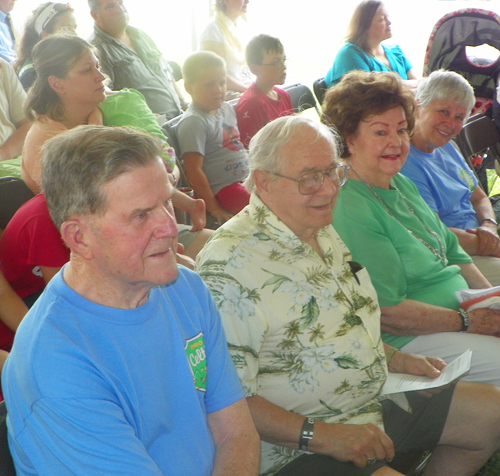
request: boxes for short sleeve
[177,114,208,157]
[389,45,413,74]
[333,199,409,307]
[401,156,440,214]
[325,43,372,87]
[199,21,223,46]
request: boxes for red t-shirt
[235,84,293,148]
[0,194,69,350]
[0,194,69,299]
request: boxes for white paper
[468,296,500,311]
[455,286,500,303]
[380,349,472,395]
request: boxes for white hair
[416,70,475,119]
[244,116,342,193]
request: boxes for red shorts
[215,182,250,215]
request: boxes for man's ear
[60,218,95,261]
[253,169,270,194]
[184,82,192,95]
[90,9,99,23]
[48,75,64,95]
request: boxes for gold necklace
[350,167,447,266]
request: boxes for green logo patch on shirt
[185,332,207,392]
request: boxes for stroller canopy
[423,9,500,100]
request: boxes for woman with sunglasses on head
[326,70,500,387]
[325,0,418,89]
[15,2,76,91]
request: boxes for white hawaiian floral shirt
[196,193,388,476]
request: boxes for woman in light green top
[324,70,500,386]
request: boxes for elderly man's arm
[247,395,395,469]
[207,398,260,475]
[0,118,31,161]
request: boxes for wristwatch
[481,218,498,227]
[457,308,469,333]
[299,418,315,451]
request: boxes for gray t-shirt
[177,103,248,194]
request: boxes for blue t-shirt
[3,266,244,476]
[325,42,412,87]
[401,142,479,230]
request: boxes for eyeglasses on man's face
[268,164,349,195]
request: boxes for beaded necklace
[350,167,447,266]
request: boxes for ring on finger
[367,457,376,464]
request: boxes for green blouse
[333,173,472,349]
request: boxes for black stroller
[423,8,500,196]
[423,8,500,117]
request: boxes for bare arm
[381,298,500,337]
[406,68,419,81]
[0,349,8,372]
[40,266,62,285]
[207,398,260,475]
[0,272,28,332]
[183,152,233,225]
[246,395,395,468]
[200,41,248,93]
[0,118,32,162]
[457,261,491,288]
[449,227,481,255]
[171,188,206,231]
[380,300,463,336]
[465,186,500,256]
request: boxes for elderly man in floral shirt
[196,115,500,476]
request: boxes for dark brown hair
[345,0,383,53]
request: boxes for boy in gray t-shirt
[178,52,249,226]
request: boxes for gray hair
[244,115,341,193]
[416,70,475,119]
[42,125,163,229]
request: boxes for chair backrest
[0,401,16,476]
[0,177,35,230]
[162,115,192,189]
[283,83,320,115]
[167,60,183,82]
[455,114,500,193]
[459,115,500,157]
[312,78,328,106]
